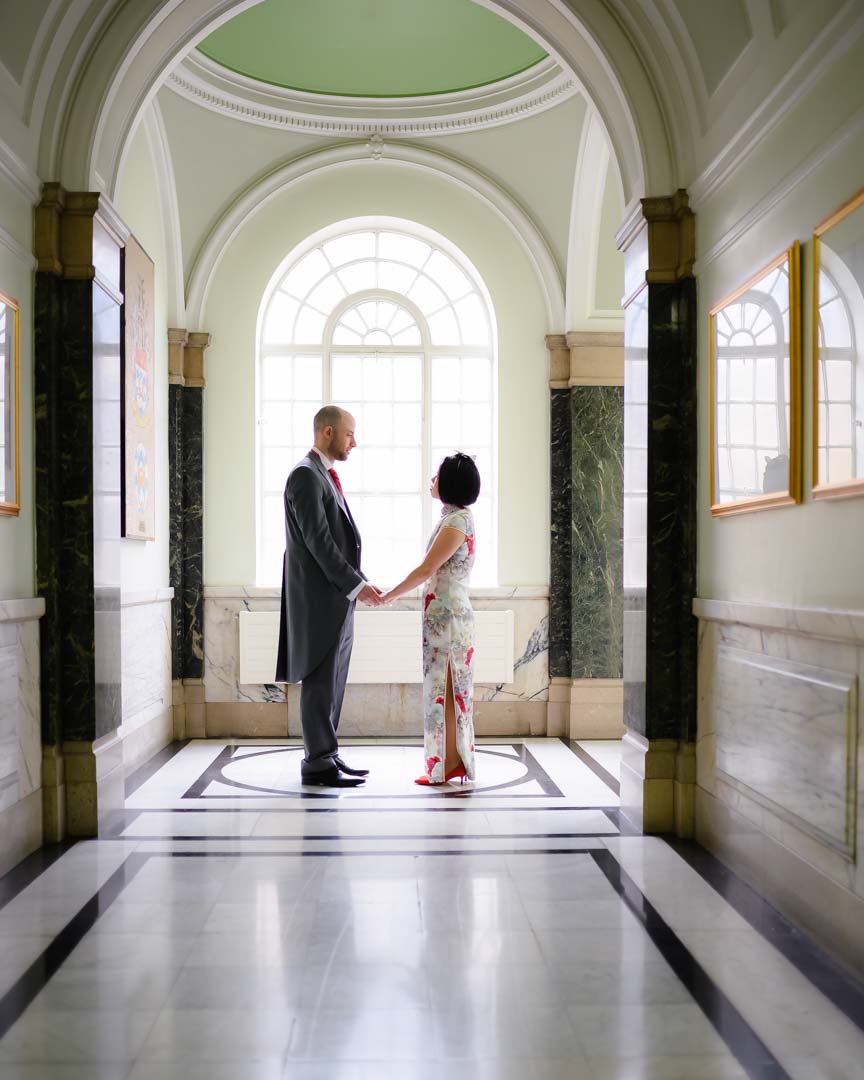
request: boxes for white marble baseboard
[696,596,864,903]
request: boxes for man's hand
[358,584,384,606]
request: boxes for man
[275,405,383,787]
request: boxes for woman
[382,452,480,785]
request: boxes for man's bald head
[313,405,357,462]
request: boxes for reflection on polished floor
[2,738,864,1078]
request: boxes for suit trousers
[299,603,355,775]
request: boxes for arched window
[817,265,858,484]
[714,265,790,501]
[257,220,497,587]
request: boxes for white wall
[112,116,174,771]
[696,37,864,608]
[201,158,551,588]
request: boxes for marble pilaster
[33,183,127,838]
[168,329,209,691]
[618,190,697,834]
[549,386,572,679]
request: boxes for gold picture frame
[709,242,801,516]
[812,187,864,500]
[0,291,20,517]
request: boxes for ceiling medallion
[167,51,577,137]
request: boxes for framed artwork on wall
[709,242,802,516]
[121,234,156,540]
[0,291,20,516]
[812,187,864,500]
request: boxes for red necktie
[328,468,344,499]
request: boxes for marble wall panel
[122,596,172,720]
[549,388,572,678]
[714,645,857,854]
[0,600,44,872]
[202,588,549,737]
[0,627,19,812]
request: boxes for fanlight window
[817,267,857,484]
[714,265,790,502]
[258,225,496,587]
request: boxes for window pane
[424,250,471,299]
[323,232,375,266]
[292,356,322,400]
[333,324,363,345]
[362,448,395,491]
[378,232,429,267]
[293,402,317,444]
[340,307,368,336]
[260,542,283,587]
[261,355,292,400]
[306,273,345,315]
[355,301,379,330]
[263,493,284,543]
[393,357,422,401]
[408,274,447,316]
[363,356,393,400]
[263,293,299,343]
[427,307,460,345]
[392,448,421,492]
[294,306,326,343]
[453,294,489,344]
[431,356,460,399]
[754,358,777,401]
[460,357,490,401]
[388,308,415,337]
[729,404,753,444]
[365,403,393,444]
[728,357,752,401]
[754,403,778,448]
[338,261,376,294]
[364,329,392,346]
[377,260,417,294]
[729,448,757,492]
[462,403,491,444]
[431,404,460,447]
[828,447,854,482]
[332,355,363,399]
[824,359,852,401]
[263,447,293,491]
[393,403,422,443]
[262,402,293,445]
[280,249,329,298]
[828,403,853,440]
[392,325,422,345]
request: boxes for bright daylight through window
[258,222,496,588]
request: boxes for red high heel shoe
[444,763,468,784]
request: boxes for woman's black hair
[438,452,481,507]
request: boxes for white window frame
[255,217,498,587]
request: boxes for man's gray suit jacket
[275,451,365,684]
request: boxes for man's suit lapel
[307,451,360,541]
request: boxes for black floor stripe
[124,740,189,797]
[665,837,864,1034]
[590,848,790,1079]
[118,832,619,841]
[0,853,149,1040]
[560,738,620,795]
[0,841,77,913]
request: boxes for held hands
[358,584,385,607]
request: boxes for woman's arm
[381,527,465,602]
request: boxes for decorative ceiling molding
[166,50,577,136]
[185,142,564,330]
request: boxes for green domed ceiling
[198,0,547,98]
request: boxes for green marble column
[570,385,623,679]
[34,185,127,838]
[618,191,697,836]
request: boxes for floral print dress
[421,504,476,783]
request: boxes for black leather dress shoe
[301,766,365,788]
[334,756,369,777]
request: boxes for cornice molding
[166,51,577,137]
[695,106,864,274]
[689,0,864,210]
[0,134,41,203]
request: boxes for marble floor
[1,738,864,1079]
